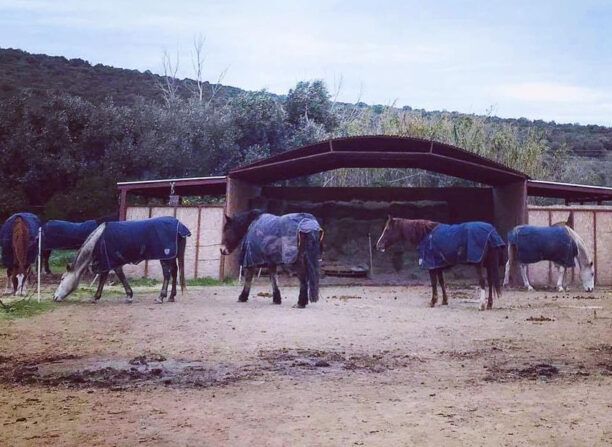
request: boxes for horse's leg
[4,268,11,295]
[92,271,109,303]
[520,264,534,291]
[556,265,566,292]
[238,268,254,302]
[43,250,52,275]
[155,261,171,304]
[114,267,133,304]
[429,270,438,308]
[168,259,178,302]
[503,260,511,287]
[438,271,448,305]
[477,265,487,311]
[296,266,308,309]
[486,260,494,310]
[269,265,281,305]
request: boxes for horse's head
[376,216,403,252]
[579,260,595,292]
[220,214,240,255]
[220,210,264,256]
[53,263,80,301]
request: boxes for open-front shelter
[117,136,612,285]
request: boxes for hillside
[0,48,241,106]
[1,47,610,159]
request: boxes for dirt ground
[0,282,611,447]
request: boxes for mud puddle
[259,348,423,374]
[2,354,257,390]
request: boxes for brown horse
[376,217,505,310]
[8,216,31,295]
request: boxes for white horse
[503,224,594,292]
[54,218,188,303]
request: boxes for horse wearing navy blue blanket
[220,210,323,309]
[376,217,505,310]
[503,221,594,292]
[53,217,190,304]
[41,213,117,274]
[1,212,41,295]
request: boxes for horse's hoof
[442,300,448,306]
[292,303,306,309]
[90,298,98,304]
[125,298,133,304]
[557,287,564,293]
[273,301,281,305]
[155,298,164,304]
[429,302,436,308]
[168,297,175,302]
[527,286,535,292]
[238,298,248,303]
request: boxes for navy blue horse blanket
[508,225,577,268]
[241,213,321,268]
[0,212,42,268]
[42,220,99,250]
[91,217,191,273]
[418,222,505,270]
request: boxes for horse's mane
[96,212,119,224]
[564,226,591,266]
[11,217,29,270]
[231,209,264,230]
[71,223,106,271]
[398,219,439,245]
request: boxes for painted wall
[123,205,224,280]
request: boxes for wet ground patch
[0,353,257,390]
[259,348,422,374]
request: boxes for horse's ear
[66,264,72,272]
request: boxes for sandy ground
[0,282,611,447]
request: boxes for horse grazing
[220,209,323,309]
[1,213,41,295]
[53,216,191,304]
[503,223,594,292]
[376,217,505,310]
[41,212,118,274]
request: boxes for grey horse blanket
[91,217,191,273]
[241,213,321,268]
[508,225,577,267]
[418,222,505,270]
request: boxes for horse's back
[242,212,321,268]
[0,212,42,268]
[419,221,504,270]
[92,216,191,272]
[43,219,99,250]
[508,225,576,267]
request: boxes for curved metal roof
[229,135,528,186]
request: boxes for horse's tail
[178,236,187,294]
[12,217,29,274]
[303,231,321,303]
[487,245,503,299]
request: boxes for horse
[53,216,190,304]
[1,213,41,296]
[220,209,323,309]
[41,212,118,274]
[376,217,506,310]
[503,223,594,292]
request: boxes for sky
[1,0,611,126]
